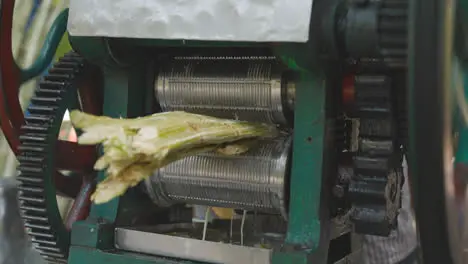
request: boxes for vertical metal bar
[285,72,326,249]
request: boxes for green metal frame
[20,9,69,83]
[455,63,468,164]
[54,1,468,263]
[456,0,468,164]
[67,36,328,264]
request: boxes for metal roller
[155,57,295,126]
[144,136,292,218]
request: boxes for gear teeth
[37,251,66,259]
[17,155,45,163]
[17,52,87,263]
[18,143,47,153]
[18,195,45,203]
[18,185,44,193]
[27,230,54,238]
[354,75,392,115]
[32,238,57,245]
[30,97,63,105]
[21,126,49,133]
[378,0,408,67]
[36,88,63,96]
[38,80,67,89]
[17,176,44,184]
[25,223,52,231]
[21,214,49,222]
[20,205,47,212]
[349,73,404,236]
[44,73,72,81]
[43,256,68,264]
[19,134,47,143]
[27,105,59,115]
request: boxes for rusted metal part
[61,66,102,231]
[55,64,102,172]
[0,73,20,153]
[0,0,22,153]
[0,0,23,128]
[65,176,95,230]
[55,142,96,172]
[78,64,103,116]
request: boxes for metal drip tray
[115,228,272,264]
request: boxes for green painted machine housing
[26,0,468,263]
[66,5,340,262]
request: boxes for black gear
[17,52,88,263]
[348,73,404,236]
[377,0,408,67]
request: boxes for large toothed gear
[348,74,404,236]
[17,52,88,263]
[377,0,408,67]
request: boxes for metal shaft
[144,137,291,218]
[155,57,295,126]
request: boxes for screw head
[333,185,346,198]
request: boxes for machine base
[68,219,362,264]
[69,245,362,264]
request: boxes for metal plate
[67,0,313,42]
[114,228,272,264]
[334,250,363,264]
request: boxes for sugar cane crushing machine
[2,0,468,263]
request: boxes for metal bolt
[333,185,346,198]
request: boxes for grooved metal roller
[155,57,295,127]
[144,136,292,218]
